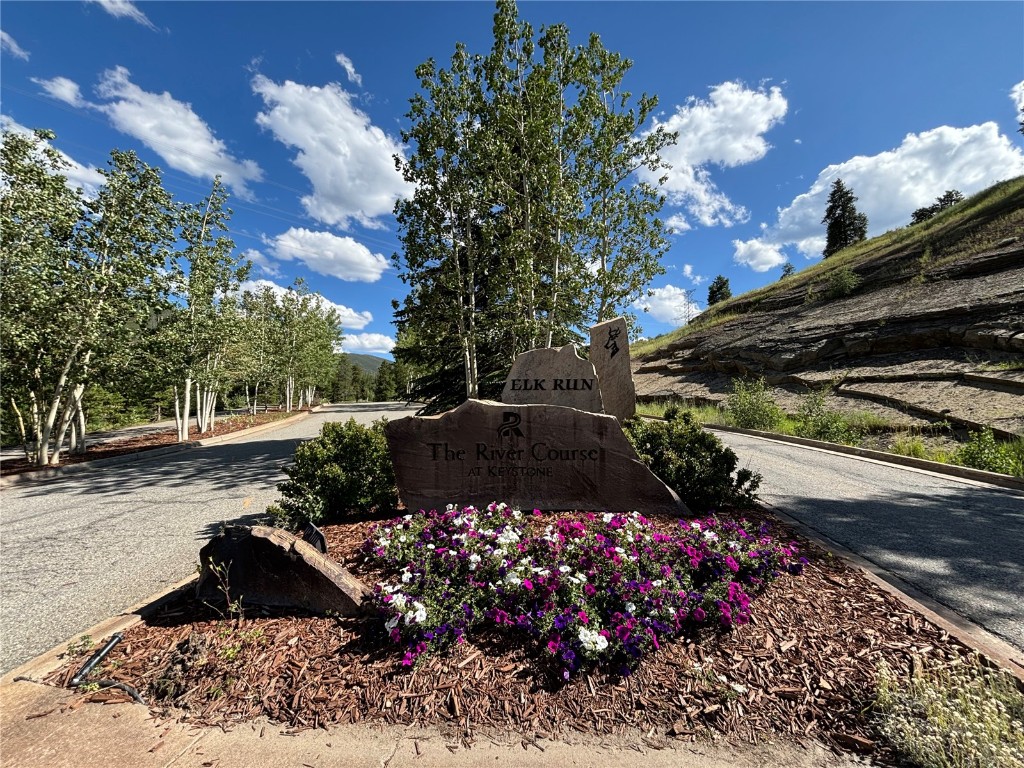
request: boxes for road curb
[0,574,199,688]
[696,421,1024,493]
[0,408,320,490]
[763,502,1024,686]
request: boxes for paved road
[0,403,419,675]
[711,429,1024,652]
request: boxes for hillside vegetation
[632,176,1024,442]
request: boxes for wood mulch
[0,411,300,477]
[44,506,982,764]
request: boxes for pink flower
[523,578,534,591]
[547,635,561,654]
[584,583,597,597]
[577,610,589,624]
[725,556,739,573]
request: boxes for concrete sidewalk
[0,679,859,768]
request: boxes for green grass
[979,359,1024,372]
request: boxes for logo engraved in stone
[605,326,622,358]
[497,412,524,439]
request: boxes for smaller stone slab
[589,316,635,422]
[501,344,604,413]
[197,525,370,616]
[385,399,687,516]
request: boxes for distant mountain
[344,353,387,375]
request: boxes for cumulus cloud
[732,122,1024,269]
[732,238,787,272]
[342,333,395,354]
[681,264,706,286]
[31,76,86,107]
[87,0,156,30]
[241,248,282,278]
[252,73,411,229]
[1012,80,1024,126]
[266,227,389,282]
[633,284,702,326]
[1,31,29,60]
[236,279,373,330]
[642,81,787,228]
[335,53,362,87]
[90,67,263,199]
[664,213,692,235]
[1,115,104,196]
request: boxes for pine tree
[707,275,731,306]
[821,178,868,258]
[780,262,795,279]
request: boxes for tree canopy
[707,275,731,306]
[392,0,674,412]
[910,189,964,226]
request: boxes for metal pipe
[70,632,123,686]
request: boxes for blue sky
[3,1,1022,355]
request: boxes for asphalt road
[0,403,419,675]
[711,429,1024,653]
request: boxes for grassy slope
[633,176,1024,358]
[345,352,387,375]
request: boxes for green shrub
[953,429,1020,476]
[624,407,761,512]
[268,418,398,528]
[822,266,861,300]
[726,377,785,431]
[794,388,860,445]
[875,654,1024,767]
[891,434,929,460]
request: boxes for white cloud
[681,264,706,286]
[87,0,156,30]
[32,76,86,107]
[241,248,282,278]
[633,284,702,326]
[92,66,262,199]
[1012,80,1024,124]
[732,238,787,272]
[733,122,1024,269]
[642,81,787,228]
[665,213,692,234]
[1,31,29,60]
[335,53,362,87]
[252,73,411,229]
[342,333,395,354]
[266,227,389,282]
[236,279,373,330]
[1,115,104,196]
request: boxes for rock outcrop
[633,179,1024,438]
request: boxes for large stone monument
[589,316,635,423]
[385,399,686,516]
[500,345,604,413]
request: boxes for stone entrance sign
[385,399,687,516]
[500,345,604,413]
[589,316,635,422]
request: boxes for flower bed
[365,503,806,680]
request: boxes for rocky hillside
[632,176,1024,438]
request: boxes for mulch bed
[44,505,977,764]
[0,412,300,477]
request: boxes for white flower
[505,573,522,587]
[427,543,436,550]
[401,569,413,584]
[614,547,625,555]
[559,565,571,573]
[653,580,663,588]
[603,513,614,523]
[469,553,481,570]
[703,531,718,541]
[398,535,408,543]
[578,627,609,653]
[625,602,637,614]
[404,601,427,625]
[575,572,587,583]
[691,521,702,530]
[391,593,408,611]
[403,514,413,521]
[385,615,399,631]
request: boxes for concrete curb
[0,408,320,490]
[0,574,199,688]
[681,420,1024,493]
[762,501,1024,685]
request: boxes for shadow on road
[769,483,1024,650]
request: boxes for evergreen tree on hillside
[780,262,795,279]
[707,275,731,306]
[910,189,964,225]
[821,178,868,258]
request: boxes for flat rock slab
[197,526,371,616]
[385,399,687,516]
[589,316,635,422]
[501,345,604,413]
